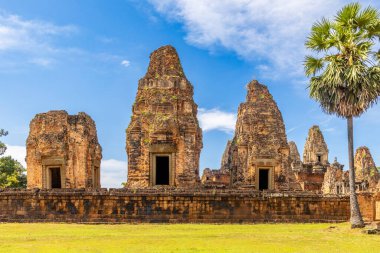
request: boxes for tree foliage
[0,156,27,188]
[0,129,8,156]
[305,2,380,117]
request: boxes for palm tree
[304,2,380,228]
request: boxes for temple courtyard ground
[0,223,379,252]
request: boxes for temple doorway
[50,167,62,188]
[258,169,269,190]
[155,156,170,185]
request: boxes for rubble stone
[201,168,230,186]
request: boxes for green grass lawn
[0,223,379,253]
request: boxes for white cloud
[101,159,128,188]
[198,108,236,133]
[29,58,54,67]
[0,11,76,52]
[148,0,379,77]
[121,60,131,67]
[2,144,26,167]
[322,127,335,133]
[0,11,128,70]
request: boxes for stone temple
[26,110,102,189]
[323,146,380,194]
[227,80,300,190]
[126,45,203,188]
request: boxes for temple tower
[229,80,299,190]
[26,111,102,189]
[126,45,203,188]
[303,125,329,170]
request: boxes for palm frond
[356,6,380,28]
[305,18,334,51]
[335,2,361,26]
[304,56,325,77]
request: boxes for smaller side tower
[303,125,329,170]
[26,110,102,189]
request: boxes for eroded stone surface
[228,80,300,190]
[126,45,202,188]
[26,110,102,189]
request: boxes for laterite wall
[357,192,380,221]
[0,189,353,223]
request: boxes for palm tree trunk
[347,116,365,228]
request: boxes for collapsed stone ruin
[26,110,102,189]
[201,140,231,186]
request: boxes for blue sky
[0,0,379,187]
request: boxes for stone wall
[357,192,380,221]
[26,111,102,189]
[0,189,352,223]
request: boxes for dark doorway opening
[317,155,321,162]
[50,167,61,188]
[259,169,269,190]
[155,156,169,185]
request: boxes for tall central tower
[126,45,203,188]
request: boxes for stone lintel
[41,157,65,166]
[149,143,177,153]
